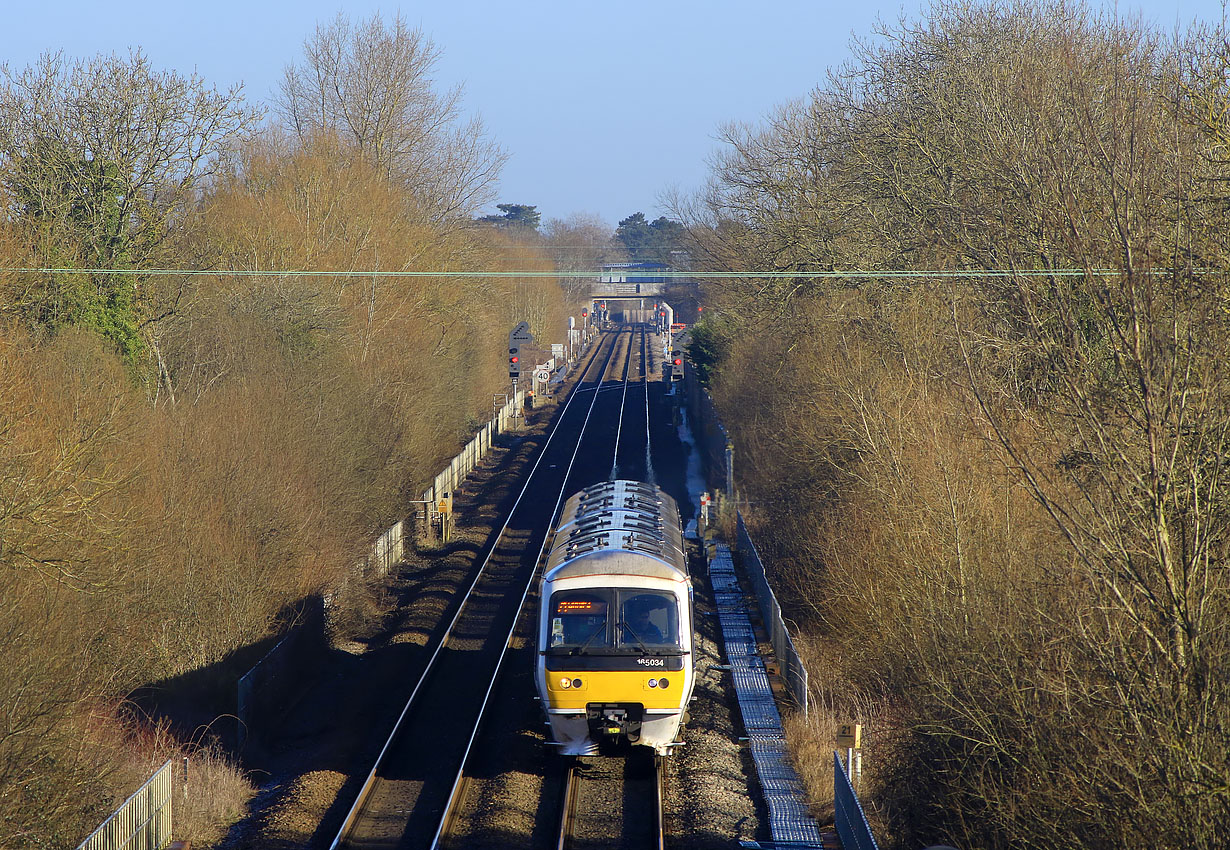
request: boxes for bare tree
[0,49,260,394]
[277,12,506,225]
[687,2,1230,847]
[0,50,259,268]
[541,213,624,298]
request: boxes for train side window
[618,591,679,648]
[550,591,610,648]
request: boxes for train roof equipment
[545,480,686,580]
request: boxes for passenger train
[534,480,695,755]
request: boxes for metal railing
[687,376,808,713]
[237,596,327,752]
[369,519,404,578]
[835,752,880,850]
[687,385,733,497]
[76,758,174,850]
[419,388,526,510]
[736,513,810,717]
[686,347,877,850]
[237,382,529,754]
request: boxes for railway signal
[509,320,534,380]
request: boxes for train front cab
[538,570,695,756]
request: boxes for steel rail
[328,328,625,849]
[654,755,666,850]
[609,325,635,480]
[554,763,580,850]
[427,327,636,850]
[642,325,654,485]
[552,752,666,850]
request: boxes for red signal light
[510,355,519,364]
[673,357,682,366]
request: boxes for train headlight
[658,677,670,689]
[559,677,571,689]
[648,678,657,688]
[572,678,583,689]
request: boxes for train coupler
[587,703,644,744]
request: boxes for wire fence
[736,514,810,717]
[684,370,809,716]
[76,759,174,850]
[418,388,526,515]
[685,380,732,497]
[368,520,405,578]
[835,752,881,850]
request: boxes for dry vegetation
[0,13,571,848]
[683,2,1230,848]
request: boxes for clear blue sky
[3,1,1226,228]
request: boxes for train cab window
[549,592,610,649]
[618,592,679,649]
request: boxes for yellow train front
[535,480,694,756]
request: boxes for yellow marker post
[437,493,453,542]
[836,723,862,749]
[837,723,863,790]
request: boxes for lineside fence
[835,752,881,850]
[360,387,527,581]
[684,365,809,715]
[75,758,174,850]
[736,513,810,717]
[83,386,532,844]
[237,596,327,753]
[416,388,527,540]
[686,365,883,847]
[235,388,528,750]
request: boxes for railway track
[555,752,666,850]
[329,325,655,850]
[434,325,659,850]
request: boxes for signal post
[508,321,535,424]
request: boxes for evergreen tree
[478,203,541,230]
[615,212,686,262]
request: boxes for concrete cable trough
[709,542,824,848]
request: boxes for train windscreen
[549,592,610,649]
[548,589,680,652]
[618,591,679,649]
